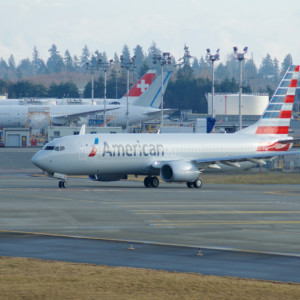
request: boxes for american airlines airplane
[0,70,172,128]
[32,65,300,189]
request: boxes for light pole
[86,61,99,105]
[233,46,248,131]
[206,49,220,118]
[120,55,136,130]
[98,58,113,127]
[153,52,172,127]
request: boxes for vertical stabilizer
[131,71,172,108]
[238,65,300,138]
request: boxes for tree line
[0,42,297,113]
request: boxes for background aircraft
[0,70,172,129]
[32,65,300,189]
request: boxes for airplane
[0,70,172,129]
[0,70,156,106]
[32,65,300,189]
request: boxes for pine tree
[47,44,64,73]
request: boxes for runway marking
[149,220,300,226]
[265,191,300,197]
[134,210,300,215]
[244,228,300,235]
[102,201,271,205]
[116,204,270,208]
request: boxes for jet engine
[88,174,127,181]
[160,161,199,182]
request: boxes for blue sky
[1,0,300,66]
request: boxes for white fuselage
[32,132,285,176]
[0,104,162,128]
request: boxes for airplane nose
[32,151,51,171]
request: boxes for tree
[64,50,74,72]
[8,54,16,71]
[258,54,274,78]
[0,58,9,79]
[121,44,131,61]
[280,54,293,77]
[32,46,47,75]
[17,58,32,79]
[47,44,64,73]
[48,82,79,98]
[273,58,280,83]
[80,45,90,70]
[133,44,145,75]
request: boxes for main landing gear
[186,178,202,189]
[58,180,67,188]
[144,176,159,188]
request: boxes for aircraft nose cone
[32,151,51,171]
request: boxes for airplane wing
[52,107,119,122]
[143,109,177,116]
[151,150,300,170]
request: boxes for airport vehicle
[0,70,172,128]
[32,65,300,189]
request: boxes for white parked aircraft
[0,70,172,128]
[0,70,157,106]
[32,65,300,189]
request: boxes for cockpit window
[44,146,55,150]
[54,146,65,151]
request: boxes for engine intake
[160,161,199,182]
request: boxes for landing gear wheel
[193,178,202,189]
[187,182,194,188]
[59,180,67,188]
[150,176,159,188]
[144,176,152,188]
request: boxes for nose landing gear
[58,180,67,188]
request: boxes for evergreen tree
[80,45,90,70]
[258,54,274,78]
[8,54,16,71]
[47,44,64,73]
[273,58,280,82]
[17,58,32,78]
[64,50,74,72]
[280,54,293,77]
[0,58,8,80]
[32,46,47,75]
[133,44,145,75]
[73,55,80,72]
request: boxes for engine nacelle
[88,174,127,182]
[160,161,199,182]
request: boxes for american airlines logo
[102,140,165,157]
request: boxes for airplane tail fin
[121,70,156,100]
[238,65,300,138]
[131,71,172,108]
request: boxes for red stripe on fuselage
[295,66,300,72]
[256,126,289,134]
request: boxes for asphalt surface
[1,231,300,283]
[1,147,300,283]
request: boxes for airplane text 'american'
[102,141,165,157]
